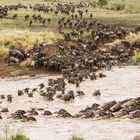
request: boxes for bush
[98,0,108,7]
[110,3,125,11]
[69,135,84,140]
[11,133,29,140]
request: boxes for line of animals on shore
[5,19,140,74]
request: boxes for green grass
[0,0,139,31]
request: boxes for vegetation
[125,3,140,13]
[125,32,140,44]
[0,125,29,140]
[20,58,32,68]
[107,0,140,13]
[0,29,60,58]
[98,0,108,7]
[11,133,29,140]
[0,0,139,31]
[69,135,84,140]
[109,1,125,11]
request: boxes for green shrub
[11,133,29,140]
[69,135,84,140]
[98,0,108,7]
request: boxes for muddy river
[0,65,140,140]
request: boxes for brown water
[0,65,140,140]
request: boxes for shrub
[98,0,108,7]
[11,133,29,140]
[69,135,84,140]
[110,3,125,11]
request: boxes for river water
[0,65,140,140]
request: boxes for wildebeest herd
[1,29,140,122]
[0,2,96,27]
[0,1,140,123]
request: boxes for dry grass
[125,32,140,44]
[124,4,140,14]
[131,51,140,62]
[0,29,61,58]
[20,58,32,68]
[108,0,140,13]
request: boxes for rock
[133,135,140,140]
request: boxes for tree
[98,0,108,7]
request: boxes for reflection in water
[0,66,140,140]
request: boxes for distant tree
[98,0,108,7]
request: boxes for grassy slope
[0,0,139,31]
